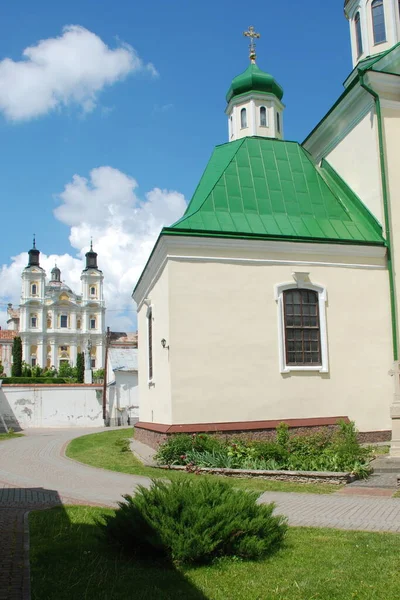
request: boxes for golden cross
[243,26,260,63]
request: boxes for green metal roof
[226,63,284,103]
[164,137,384,246]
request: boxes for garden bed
[157,464,359,484]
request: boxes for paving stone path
[0,428,399,599]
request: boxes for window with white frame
[276,112,281,133]
[90,316,96,329]
[31,283,37,296]
[60,315,68,328]
[240,107,247,129]
[371,0,386,44]
[30,314,38,328]
[260,106,267,127]
[275,280,328,373]
[355,12,363,57]
[90,286,96,296]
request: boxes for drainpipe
[359,72,398,361]
[102,326,110,423]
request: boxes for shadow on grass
[29,504,209,600]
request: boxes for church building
[13,239,106,370]
[133,3,400,456]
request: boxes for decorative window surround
[274,275,328,374]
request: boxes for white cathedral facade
[16,240,106,371]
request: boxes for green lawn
[66,428,341,495]
[0,431,23,441]
[29,505,400,600]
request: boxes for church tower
[345,0,400,68]
[80,242,105,369]
[225,26,284,141]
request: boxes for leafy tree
[11,336,22,377]
[76,352,84,383]
[0,360,5,377]
[58,362,75,379]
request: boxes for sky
[0,1,352,331]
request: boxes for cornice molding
[132,235,387,309]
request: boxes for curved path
[0,427,399,530]
[0,427,149,507]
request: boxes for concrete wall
[326,108,382,224]
[167,258,392,432]
[137,263,172,424]
[0,384,104,428]
[137,239,392,433]
[108,371,139,424]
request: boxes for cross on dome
[243,26,260,64]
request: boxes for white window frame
[274,279,328,374]
[260,105,268,127]
[60,314,68,328]
[31,283,37,296]
[30,315,38,328]
[90,317,96,330]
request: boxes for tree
[0,360,5,377]
[11,337,22,377]
[76,352,84,383]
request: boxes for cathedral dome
[226,63,284,104]
[51,265,61,282]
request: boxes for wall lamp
[161,338,169,350]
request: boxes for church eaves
[163,137,384,246]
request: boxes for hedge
[0,377,69,384]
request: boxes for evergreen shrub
[99,478,287,564]
[1,377,68,384]
[11,337,22,377]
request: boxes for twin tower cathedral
[10,239,106,370]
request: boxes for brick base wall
[134,422,392,450]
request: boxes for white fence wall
[0,384,104,428]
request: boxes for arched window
[260,106,267,127]
[31,283,37,296]
[90,286,96,296]
[240,108,247,129]
[355,12,363,57]
[276,112,281,133]
[283,289,321,366]
[372,0,386,44]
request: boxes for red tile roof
[0,330,18,340]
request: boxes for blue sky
[0,1,352,329]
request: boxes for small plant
[99,478,287,564]
[76,352,84,383]
[11,336,22,377]
[276,422,290,449]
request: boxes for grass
[66,428,341,495]
[0,431,23,441]
[30,505,400,600]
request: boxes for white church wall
[0,384,104,428]
[382,105,400,347]
[137,262,172,424]
[165,252,392,433]
[326,109,383,225]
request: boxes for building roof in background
[109,331,138,346]
[108,347,138,372]
[0,330,18,341]
[163,137,384,246]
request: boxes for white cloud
[0,167,186,331]
[0,25,157,121]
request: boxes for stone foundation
[157,465,356,485]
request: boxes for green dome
[226,63,284,103]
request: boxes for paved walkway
[0,428,399,599]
